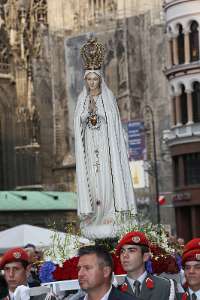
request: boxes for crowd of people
[0,232,199,300]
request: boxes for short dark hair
[140,245,150,255]
[24,243,36,250]
[0,274,9,298]
[78,245,114,272]
[20,260,29,269]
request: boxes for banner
[122,121,145,161]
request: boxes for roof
[0,224,90,252]
[0,191,77,211]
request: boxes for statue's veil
[74,70,136,219]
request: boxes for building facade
[0,16,16,190]
[163,0,200,241]
[0,191,77,231]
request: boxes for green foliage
[94,237,119,252]
[115,211,177,255]
[44,223,87,265]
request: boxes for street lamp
[142,105,161,226]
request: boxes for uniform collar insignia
[119,282,128,292]
[181,292,189,300]
[145,277,154,289]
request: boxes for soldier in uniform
[180,238,200,300]
[0,247,51,300]
[116,231,173,300]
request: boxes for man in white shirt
[77,245,138,300]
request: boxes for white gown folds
[74,70,137,239]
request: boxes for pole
[143,105,161,225]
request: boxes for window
[180,84,188,124]
[192,81,200,123]
[0,27,10,74]
[89,0,106,17]
[189,21,199,62]
[173,156,180,187]
[177,24,185,64]
[183,153,200,185]
[173,153,200,187]
[170,39,174,65]
[172,96,176,125]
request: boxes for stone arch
[187,18,199,29]
[169,84,175,96]
[175,80,186,95]
[168,21,181,37]
[189,77,200,91]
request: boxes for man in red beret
[116,231,172,300]
[0,247,47,300]
[179,238,200,300]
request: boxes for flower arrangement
[51,256,79,281]
[38,216,182,283]
[115,212,176,254]
[115,212,182,274]
[43,224,89,265]
[39,224,93,283]
[39,261,56,283]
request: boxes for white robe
[74,72,136,239]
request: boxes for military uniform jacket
[118,274,171,300]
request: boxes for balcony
[163,0,181,5]
[164,61,200,79]
[163,0,197,10]
[163,122,200,146]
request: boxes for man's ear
[103,266,112,279]
[26,264,32,277]
[143,252,151,263]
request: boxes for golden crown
[80,37,105,70]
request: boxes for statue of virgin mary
[74,37,137,239]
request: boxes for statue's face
[85,72,101,93]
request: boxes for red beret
[182,238,200,265]
[0,247,29,269]
[116,231,150,256]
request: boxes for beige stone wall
[117,0,163,23]
[0,78,17,189]
[47,0,75,32]
[47,0,164,33]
